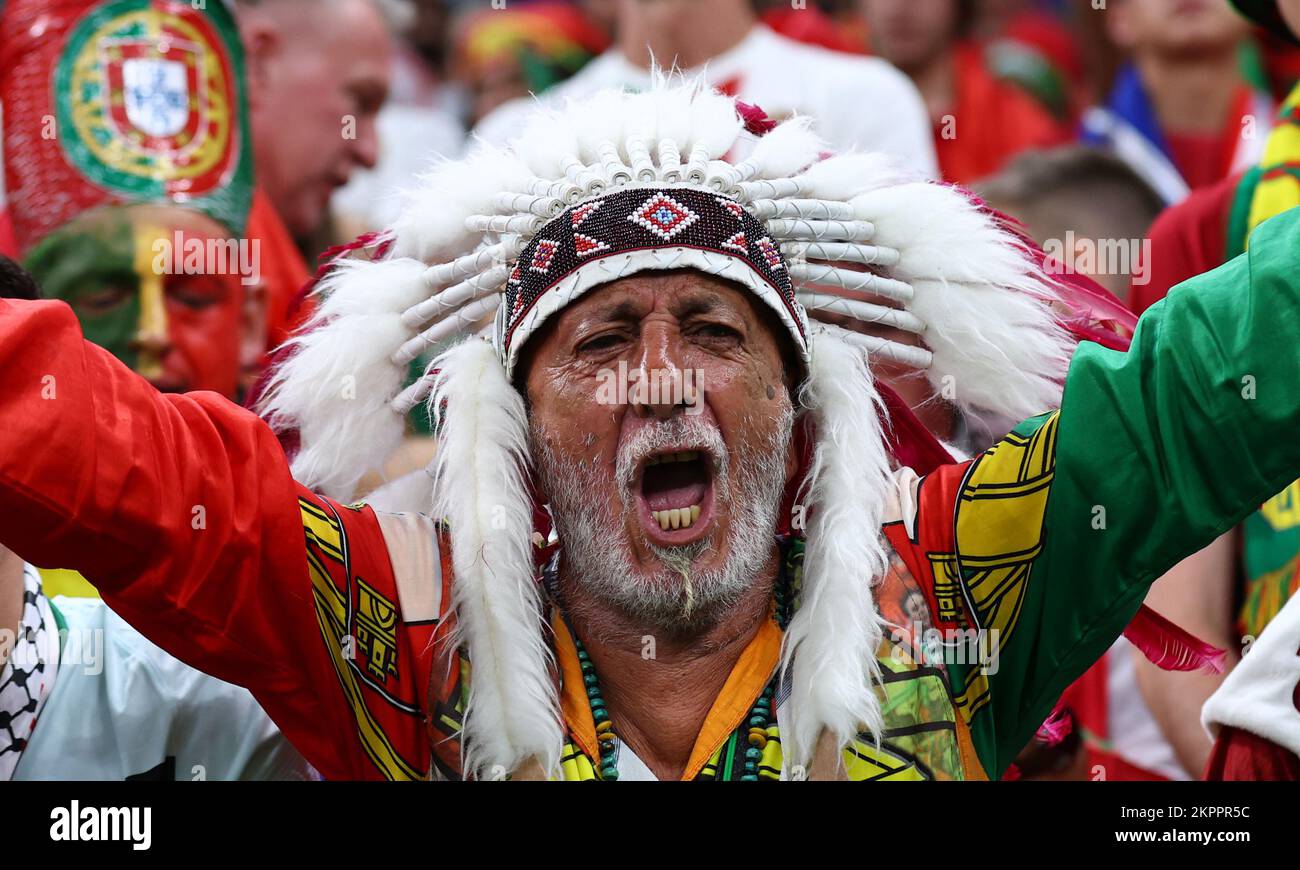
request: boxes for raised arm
[0,299,431,779]
[1023,206,1300,769]
[892,207,1300,777]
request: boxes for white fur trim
[1202,593,1300,757]
[781,332,893,771]
[429,338,562,777]
[258,257,430,500]
[848,183,1073,431]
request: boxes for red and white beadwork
[628,193,698,240]
[716,197,747,220]
[757,237,784,271]
[571,200,603,228]
[529,240,559,274]
[574,233,610,259]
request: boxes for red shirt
[1205,726,1300,780]
[0,209,16,259]
[1128,172,1239,315]
[1166,132,1233,192]
[933,42,1071,185]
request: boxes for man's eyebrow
[674,293,729,318]
[581,291,731,325]
[585,299,643,323]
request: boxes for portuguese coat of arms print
[55,0,243,200]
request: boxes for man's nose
[130,267,171,381]
[351,117,380,170]
[628,331,691,421]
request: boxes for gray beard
[531,407,794,631]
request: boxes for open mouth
[636,449,715,544]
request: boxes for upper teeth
[652,504,702,531]
[646,451,699,466]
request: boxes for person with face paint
[1,0,265,401]
[3,80,1299,782]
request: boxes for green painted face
[22,205,251,397]
[24,219,141,369]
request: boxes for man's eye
[350,83,387,117]
[170,282,221,310]
[75,286,131,315]
[579,333,626,354]
[693,323,741,341]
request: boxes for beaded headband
[490,186,810,376]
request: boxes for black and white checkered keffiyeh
[0,563,58,781]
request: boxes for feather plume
[1124,604,1227,673]
[747,115,824,180]
[430,338,562,778]
[258,256,430,499]
[781,331,894,772]
[684,84,744,158]
[847,181,1074,432]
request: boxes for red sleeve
[0,299,433,779]
[883,463,971,635]
[0,208,17,259]
[1204,726,1300,780]
[1130,175,1235,314]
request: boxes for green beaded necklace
[570,548,795,782]
[573,637,781,781]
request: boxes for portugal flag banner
[1,0,253,256]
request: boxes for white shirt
[1203,592,1300,759]
[1106,636,1191,780]
[473,25,938,178]
[8,588,316,781]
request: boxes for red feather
[1123,604,1227,673]
[1035,699,1074,746]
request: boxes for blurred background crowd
[7,0,1292,310]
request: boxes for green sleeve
[951,207,1300,776]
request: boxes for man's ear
[238,13,281,111]
[239,279,269,373]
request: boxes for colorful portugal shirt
[5,209,1300,779]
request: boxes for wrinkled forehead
[514,268,804,389]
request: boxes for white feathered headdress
[259,80,1074,778]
